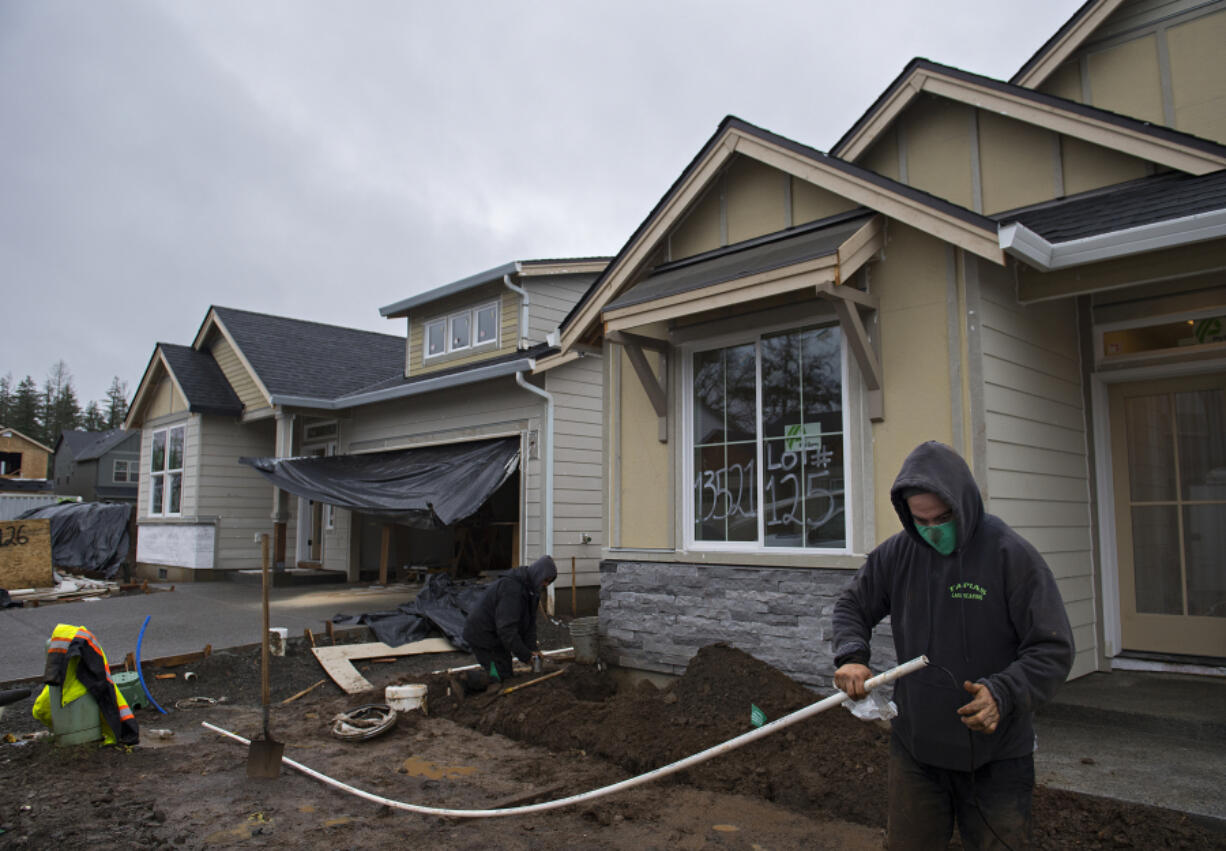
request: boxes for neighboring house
[124,258,609,610]
[0,426,52,480]
[53,429,141,503]
[557,0,1226,687]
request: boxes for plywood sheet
[0,518,53,589]
[312,637,458,694]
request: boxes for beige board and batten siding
[342,381,548,564]
[1035,1,1226,146]
[902,97,976,211]
[407,284,520,377]
[868,223,957,542]
[667,155,857,263]
[194,416,292,572]
[974,258,1097,678]
[209,335,269,414]
[524,275,592,345]
[142,375,188,423]
[544,355,605,587]
[612,344,671,549]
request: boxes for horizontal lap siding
[196,416,283,572]
[977,264,1097,677]
[526,276,591,344]
[548,356,605,588]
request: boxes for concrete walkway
[0,581,420,683]
[1034,669,1226,828]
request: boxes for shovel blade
[246,737,284,779]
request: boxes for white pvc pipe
[434,646,574,675]
[203,654,926,819]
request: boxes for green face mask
[915,519,957,556]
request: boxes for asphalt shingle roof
[75,429,137,461]
[607,211,873,311]
[158,344,244,416]
[998,169,1226,243]
[210,307,404,401]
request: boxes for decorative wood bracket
[815,282,884,422]
[608,331,669,442]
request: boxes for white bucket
[570,616,600,664]
[269,627,288,657]
[386,683,427,714]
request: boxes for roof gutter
[503,270,529,348]
[269,357,536,411]
[514,361,555,616]
[999,208,1226,272]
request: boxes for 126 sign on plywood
[0,519,54,589]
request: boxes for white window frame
[423,300,500,361]
[114,459,138,484]
[148,424,185,517]
[682,319,852,555]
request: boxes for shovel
[247,533,283,778]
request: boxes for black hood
[508,555,557,593]
[890,441,983,553]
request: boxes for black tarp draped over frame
[240,436,519,528]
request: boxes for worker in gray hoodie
[457,555,557,693]
[832,441,1074,850]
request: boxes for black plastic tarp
[14,502,132,579]
[331,572,491,648]
[240,437,519,529]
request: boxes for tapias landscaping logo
[949,582,986,601]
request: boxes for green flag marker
[750,704,766,728]
[490,662,501,682]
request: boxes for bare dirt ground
[0,626,1221,849]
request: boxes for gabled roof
[830,58,1226,173]
[158,344,244,416]
[997,168,1226,271]
[0,426,53,454]
[559,115,1000,349]
[56,428,136,461]
[379,257,611,318]
[1010,0,1123,89]
[200,306,404,403]
[56,430,101,457]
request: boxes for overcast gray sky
[1,0,1082,407]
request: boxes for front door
[1109,373,1226,657]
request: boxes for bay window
[689,323,846,550]
[149,424,185,516]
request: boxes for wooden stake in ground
[571,555,577,616]
[280,678,327,705]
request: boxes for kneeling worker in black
[456,555,557,695]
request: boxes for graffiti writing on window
[695,441,840,529]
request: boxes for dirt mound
[429,643,1226,849]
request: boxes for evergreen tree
[105,376,129,429]
[10,376,41,440]
[42,361,80,446]
[82,400,106,431]
[0,373,12,426]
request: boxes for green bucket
[112,671,145,710]
[48,685,102,747]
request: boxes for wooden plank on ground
[0,518,54,589]
[311,637,458,694]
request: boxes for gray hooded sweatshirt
[832,441,1074,771]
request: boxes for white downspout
[503,273,529,349]
[515,364,554,614]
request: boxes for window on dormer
[424,300,500,360]
[476,303,498,345]
[426,320,445,357]
[450,313,471,350]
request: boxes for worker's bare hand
[834,663,872,700]
[957,681,1000,733]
